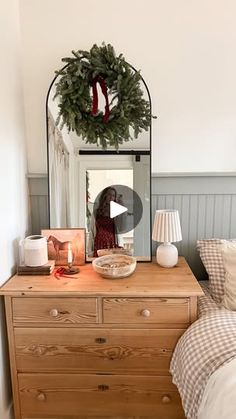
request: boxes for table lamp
[152,209,182,267]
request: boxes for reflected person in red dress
[88,187,124,257]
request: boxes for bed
[170,239,236,419]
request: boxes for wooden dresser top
[0,257,203,298]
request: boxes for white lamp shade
[152,209,182,243]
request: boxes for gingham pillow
[197,239,225,303]
[221,242,236,310]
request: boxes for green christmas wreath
[54,43,153,149]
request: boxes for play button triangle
[110,201,128,219]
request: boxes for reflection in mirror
[87,169,133,213]
[85,159,150,260]
[47,68,152,261]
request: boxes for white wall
[0,1,29,418]
[19,0,236,174]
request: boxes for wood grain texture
[23,417,182,419]
[15,327,185,374]
[12,298,98,324]
[4,297,21,419]
[18,374,185,418]
[22,417,183,419]
[23,416,184,419]
[103,297,190,325]
[0,257,203,298]
[189,296,198,323]
[0,259,198,419]
[23,415,151,419]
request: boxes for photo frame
[41,228,86,266]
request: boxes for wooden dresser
[0,257,203,419]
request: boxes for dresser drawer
[12,298,98,324]
[15,327,184,374]
[18,373,185,418]
[103,297,190,325]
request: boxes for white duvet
[198,357,236,419]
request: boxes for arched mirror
[46,49,152,261]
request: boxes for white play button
[93,185,143,234]
[110,201,128,218]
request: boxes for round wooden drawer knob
[37,392,46,401]
[50,308,59,317]
[162,395,171,404]
[141,309,151,317]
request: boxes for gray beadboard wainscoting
[28,173,236,279]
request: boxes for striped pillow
[197,239,225,303]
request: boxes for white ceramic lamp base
[156,243,178,268]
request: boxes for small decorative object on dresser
[97,248,132,256]
[41,228,85,265]
[0,257,203,419]
[17,259,55,276]
[92,254,136,279]
[19,235,48,267]
[152,209,182,268]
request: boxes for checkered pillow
[221,242,236,310]
[197,239,225,303]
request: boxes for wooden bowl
[92,254,136,279]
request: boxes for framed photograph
[41,228,86,266]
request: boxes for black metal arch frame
[46,60,153,262]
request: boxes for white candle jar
[20,235,48,267]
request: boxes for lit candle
[67,242,73,264]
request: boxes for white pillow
[221,242,236,310]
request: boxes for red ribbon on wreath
[91,75,110,123]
